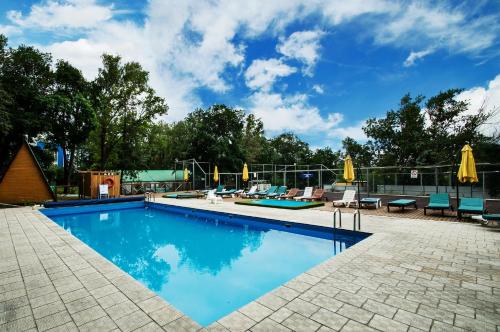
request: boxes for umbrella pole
[357,164,361,208]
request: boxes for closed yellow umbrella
[183,168,189,182]
[457,145,478,183]
[343,155,355,183]
[213,165,219,183]
[242,163,249,182]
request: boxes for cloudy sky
[1,0,499,148]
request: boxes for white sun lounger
[333,189,356,207]
[294,187,313,201]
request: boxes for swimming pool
[235,199,325,209]
[42,202,368,326]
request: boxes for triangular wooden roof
[0,140,56,203]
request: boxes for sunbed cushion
[458,198,484,211]
[389,199,416,205]
[427,203,450,209]
[483,214,500,220]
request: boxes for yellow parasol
[213,165,219,183]
[457,144,478,183]
[183,168,189,182]
[343,155,355,183]
[242,163,249,182]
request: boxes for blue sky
[1,0,499,148]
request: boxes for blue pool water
[44,203,367,326]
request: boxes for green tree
[241,114,268,163]
[181,104,246,171]
[0,35,53,169]
[425,89,491,165]
[89,54,168,171]
[268,132,311,165]
[309,147,341,168]
[363,94,427,166]
[341,137,372,167]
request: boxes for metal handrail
[353,209,361,231]
[333,208,342,229]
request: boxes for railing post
[333,208,342,229]
[353,209,361,231]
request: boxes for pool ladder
[333,208,361,231]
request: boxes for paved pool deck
[1,199,499,332]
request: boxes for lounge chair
[360,197,382,209]
[303,188,325,201]
[267,186,287,198]
[279,188,299,200]
[387,199,417,212]
[241,185,257,198]
[472,214,500,225]
[333,190,356,207]
[215,189,237,197]
[206,189,222,204]
[294,187,313,201]
[457,198,484,219]
[424,193,452,216]
[254,186,278,198]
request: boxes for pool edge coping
[35,202,384,330]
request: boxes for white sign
[410,170,418,179]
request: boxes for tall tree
[89,54,168,171]
[268,132,311,165]
[342,137,372,167]
[241,114,267,163]
[43,60,95,190]
[0,35,53,169]
[363,94,427,166]
[425,89,491,165]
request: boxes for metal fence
[208,163,500,199]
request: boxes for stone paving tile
[3,204,500,332]
[337,303,374,324]
[114,309,152,332]
[340,319,379,332]
[369,314,409,331]
[269,307,293,324]
[238,302,273,322]
[310,308,349,331]
[284,297,320,317]
[71,305,107,326]
[256,293,288,311]
[32,301,66,320]
[163,316,201,332]
[393,309,432,331]
[148,306,183,327]
[34,310,73,331]
[79,315,118,332]
[282,312,322,332]
[218,311,256,332]
[250,317,291,332]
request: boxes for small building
[122,170,185,194]
[0,141,56,204]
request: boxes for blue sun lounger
[424,193,452,216]
[387,199,417,212]
[457,198,484,219]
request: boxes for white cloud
[5,0,499,127]
[403,49,434,67]
[248,92,343,133]
[244,58,296,91]
[0,25,21,36]
[7,0,114,30]
[456,74,500,137]
[312,84,324,94]
[375,3,499,55]
[328,122,367,140]
[277,30,324,75]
